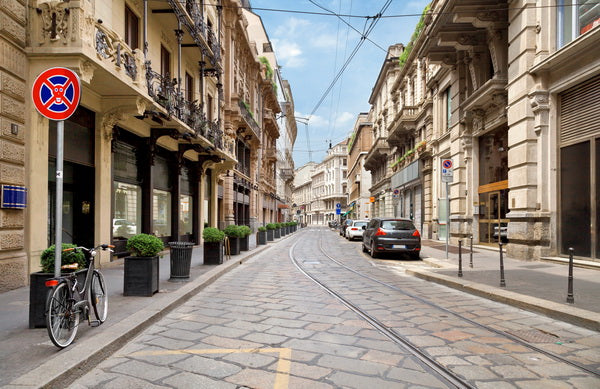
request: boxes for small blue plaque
[1,185,27,209]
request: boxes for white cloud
[335,111,354,126]
[271,39,305,68]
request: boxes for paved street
[67,228,600,388]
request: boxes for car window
[354,222,368,227]
[381,220,415,230]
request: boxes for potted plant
[124,233,164,296]
[266,223,276,241]
[239,225,252,251]
[274,223,281,239]
[203,227,225,265]
[224,225,242,255]
[291,221,298,232]
[29,243,87,328]
[257,226,267,245]
[280,222,287,236]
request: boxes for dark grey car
[362,218,421,259]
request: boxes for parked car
[362,218,421,259]
[112,219,136,237]
[328,220,339,229]
[339,219,353,236]
[346,220,369,241]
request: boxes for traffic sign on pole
[441,159,453,183]
[32,67,81,121]
[32,67,81,277]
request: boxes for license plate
[392,245,406,249]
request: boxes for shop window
[153,189,171,237]
[557,0,600,48]
[180,194,193,235]
[113,182,141,239]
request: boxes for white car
[346,220,369,241]
[112,219,136,236]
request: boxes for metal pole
[445,181,449,259]
[458,240,463,277]
[567,247,574,304]
[54,120,64,278]
[469,235,473,268]
[499,242,506,287]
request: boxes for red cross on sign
[32,67,81,121]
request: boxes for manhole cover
[506,329,560,343]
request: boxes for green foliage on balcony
[398,4,430,70]
[241,100,255,120]
[259,56,274,80]
[391,140,427,169]
[347,131,357,152]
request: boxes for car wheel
[362,243,368,252]
[370,242,379,258]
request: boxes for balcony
[264,147,277,162]
[238,100,262,139]
[280,168,294,181]
[364,137,390,172]
[388,105,418,147]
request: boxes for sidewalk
[0,231,293,389]
[414,240,600,331]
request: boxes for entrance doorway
[48,161,95,248]
[478,190,508,244]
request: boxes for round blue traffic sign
[32,67,81,121]
[442,159,453,169]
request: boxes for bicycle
[44,244,113,348]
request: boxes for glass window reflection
[153,189,171,237]
[113,182,141,239]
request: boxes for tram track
[288,228,600,387]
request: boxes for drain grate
[506,329,560,343]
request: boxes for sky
[250,0,431,168]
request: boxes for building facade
[346,113,373,220]
[364,44,404,219]
[291,162,316,225]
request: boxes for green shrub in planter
[126,233,164,257]
[203,227,225,242]
[240,225,252,237]
[266,223,276,230]
[258,226,267,232]
[40,243,86,273]
[223,225,243,238]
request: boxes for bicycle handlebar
[63,244,115,253]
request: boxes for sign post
[32,67,81,277]
[441,159,453,258]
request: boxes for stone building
[291,162,316,225]
[276,80,297,221]
[0,0,27,291]
[346,113,373,220]
[418,0,599,260]
[0,0,291,292]
[315,140,348,224]
[364,44,404,219]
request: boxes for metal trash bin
[168,242,194,281]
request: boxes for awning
[277,204,290,209]
[342,210,351,217]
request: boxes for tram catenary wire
[288,236,473,389]
[291,227,600,381]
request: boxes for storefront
[559,75,600,259]
[477,126,509,245]
[391,160,422,233]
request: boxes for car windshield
[381,220,415,230]
[354,222,368,227]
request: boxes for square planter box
[240,236,250,251]
[29,269,87,328]
[204,241,223,264]
[257,231,266,245]
[274,229,281,239]
[267,230,274,241]
[227,237,240,255]
[124,256,159,297]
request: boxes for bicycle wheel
[46,282,79,348]
[91,270,108,323]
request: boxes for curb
[6,237,289,389]
[405,267,600,332]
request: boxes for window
[125,6,139,50]
[113,182,141,239]
[161,45,170,77]
[445,87,451,130]
[558,0,600,48]
[180,195,193,235]
[207,95,213,121]
[185,72,194,102]
[153,189,171,237]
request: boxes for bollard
[499,242,506,287]
[567,247,574,304]
[469,235,473,268]
[458,240,463,277]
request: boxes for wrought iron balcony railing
[238,101,261,139]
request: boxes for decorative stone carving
[37,1,70,44]
[529,90,550,136]
[78,61,96,83]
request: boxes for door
[478,190,508,244]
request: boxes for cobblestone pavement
[69,228,600,388]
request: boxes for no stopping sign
[32,67,81,121]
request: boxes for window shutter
[560,75,600,146]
